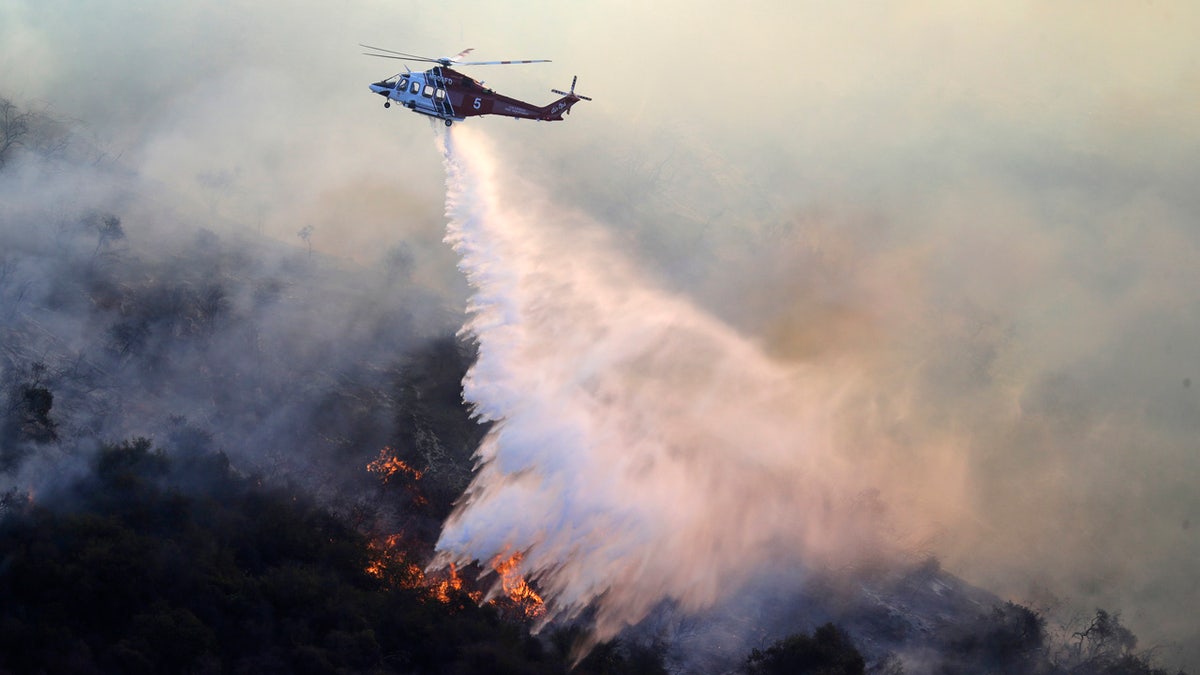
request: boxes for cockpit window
[396,77,408,91]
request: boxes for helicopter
[362,45,591,126]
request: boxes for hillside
[0,96,1187,674]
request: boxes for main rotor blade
[454,59,552,66]
[358,44,435,60]
[362,53,442,64]
[360,45,550,67]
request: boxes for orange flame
[364,538,545,618]
[491,552,546,619]
[432,562,470,603]
[365,533,424,587]
[367,447,424,483]
[367,448,429,507]
[362,455,542,616]
[364,534,482,604]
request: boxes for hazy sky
[4,0,1200,665]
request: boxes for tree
[1057,609,1177,674]
[1,362,59,470]
[0,97,31,167]
[88,212,126,258]
[941,601,1045,671]
[298,225,314,258]
[745,623,865,675]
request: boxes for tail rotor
[552,76,592,101]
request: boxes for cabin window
[409,81,420,95]
[435,89,446,100]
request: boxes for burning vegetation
[367,446,429,508]
[0,437,671,673]
[367,446,425,483]
[0,92,1184,671]
[492,551,548,620]
[362,531,482,605]
[364,450,546,620]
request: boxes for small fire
[363,453,541,617]
[365,533,424,587]
[431,562,477,603]
[367,447,424,483]
[491,552,546,619]
[367,447,429,507]
[365,534,482,604]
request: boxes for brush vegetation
[0,95,1187,675]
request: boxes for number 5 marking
[473,97,482,110]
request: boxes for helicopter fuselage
[369,66,578,126]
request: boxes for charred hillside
[0,94,665,674]
[0,438,674,674]
[0,96,1189,674]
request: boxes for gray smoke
[4,0,1199,667]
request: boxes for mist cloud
[434,129,896,647]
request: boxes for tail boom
[539,76,591,121]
